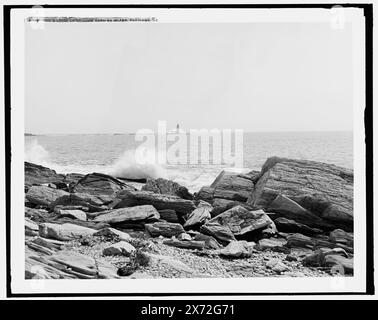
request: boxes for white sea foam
[107,148,168,180]
[25,139,51,167]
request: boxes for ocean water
[25,131,353,192]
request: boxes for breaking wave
[107,148,168,180]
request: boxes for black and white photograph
[1,2,374,299]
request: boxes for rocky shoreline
[25,157,354,279]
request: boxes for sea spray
[25,139,51,166]
[108,148,168,180]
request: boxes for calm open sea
[25,131,353,192]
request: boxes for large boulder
[196,171,254,204]
[72,173,136,204]
[142,178,193,199]
[39,223,96,241]
[145,222,185,237]
[26,186,69,207]
[93,205,160,224]
[112,190,196,215]
[248,157,353,229]
[25,162,65,190]
[206,205,273,237]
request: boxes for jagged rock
[93,205,160,224]
[145,222,185,237]
[329,229,353,247]
[196,171,254,204]
[249,157,353,229]
[56,209,87,221]
[274,217,322,235]
[193,233,222,250]
[50,192,108,212]
[72,172,136,204]
[217,241,254,258]
[163,239,205,250]
[26,186,69,207]
[25,218,39,236]
[158,209,179,223]
[196,200,213,209]
[183,207,211,229]
[142,178,193,199]
[200,222,236,245]
[39,222,96,241]
[256,238,287,251]
[266,258,290,273]
[93,227,131,241]
[25,162,66,190]
[286,233,315,249]
[112,190,196,215]
[103,241,136,256]
[207,205,273,237]
[210,199,254,218]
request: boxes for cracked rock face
[249,157,353,230]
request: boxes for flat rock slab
[142,178,193,199]
[50,192,108,212]
[112,190,196,215]
[274,217,322,236]
[103,241,136,256]
[257,238,287,251]
[39,222,96,241]
[72,172,136,204]
[249,157,353,228]
[145,222,185,237]
[286,233,315,249]
[93,227,131,241]
[163,239,205,250]
[93,205,160,224]
[25,248,119,279]
[26,186,69,206]
[158,209,179,223]
[57,209,87,221]
[208,205,273,236]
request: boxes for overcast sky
[25,22,353,134]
